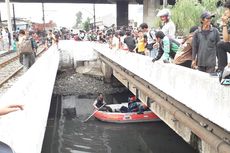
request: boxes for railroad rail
[0,50,15,58]
[0,46,46,89]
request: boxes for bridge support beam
[101,61,113,83]
[143,0,161,27]
[116,1,128,28]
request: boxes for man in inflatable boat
[93,93,112,112]
[120,96,149,114]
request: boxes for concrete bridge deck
[0,40,229,153]
[92,42,230,132]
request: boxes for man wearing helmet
[157,9,176,39]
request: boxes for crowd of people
[69,2,230,82]
[92,1,230,114]
[1,2,230,79]
[85,1,230,83]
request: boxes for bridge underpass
[92,42,230,153]
[57,41,230,153]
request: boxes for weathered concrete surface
[101,61,113,82]
[58,40,98,70]
[76,60,104,79]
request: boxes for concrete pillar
[143,0,161,27]
[101,61,113,83]
[58,49,74,70]
[5,0,12,33]
[116,1,128,28]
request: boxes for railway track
[0,52,19,68]
[0,61,23,88]
[0,45,46,91]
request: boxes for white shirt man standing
[157,9,176,39]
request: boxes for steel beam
[0,0,142,4]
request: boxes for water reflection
[42,94,196,153]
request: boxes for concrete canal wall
[0,46,59,153]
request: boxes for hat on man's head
[157,9,171,17]
[200,11,215,19]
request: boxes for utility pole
[163,0,167,8]
[5,0,13,34]
[12,4,16,31]
[93,3,96,30]
[0,10,2,26]
[42,2,45,31]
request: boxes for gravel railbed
[53,68,127,96]
[0,52,18,65]
[0,46,45,97]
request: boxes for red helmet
[128,96,136,102]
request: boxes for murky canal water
[41,92,196,153]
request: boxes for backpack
[120,106,129,113]
[145,30,156,50]
[19,38,33,53]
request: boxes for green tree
[200,0,218,12]
[171,0,204,35]
[82,17,91,32]
[75,11,83,28]
[169,0,222,35]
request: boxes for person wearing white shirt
[111,32,120,50]
[157,9,176,39]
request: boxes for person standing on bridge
[46,30,56,49]
[157,9,176,39]
[135,30,146,55]
[139,23,157,58]
[123,31,136,52]
[192,11,220,73]
[18,29,36,70]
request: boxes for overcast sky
[0,3,143,28]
